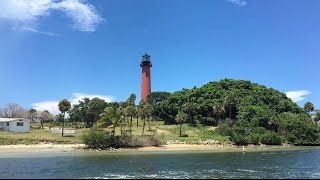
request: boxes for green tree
[55,113,64,122]
[304,102,314,116]
[58,99,71,137]
[125,93,137,134]
[127,93,137,106]
[182,102,197,125]
[139,100,147,135]
[135,106,139,127]
[102,106,124,136]
[315,110,320,122]
[88,98,107,125]
[146,91,171,120]
[145,103,153,131]
[224,93,238,119]
[175,111,187,137]
[139,100,153,135]
[68,98,93,127]
[125,106,136,135]
[212,104,225,126]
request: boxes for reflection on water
[0,147,320,179]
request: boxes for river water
[0,147,320,179]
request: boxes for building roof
[0,118,31,122]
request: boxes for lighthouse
[140,53,152,101]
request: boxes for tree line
[1,78,320,145]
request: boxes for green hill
[152,79,319,145]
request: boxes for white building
[0,118,31,132]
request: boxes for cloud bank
[285,90,311,103]
[227,0,247,6]
[0,0,103,33]
[31,93,114,115]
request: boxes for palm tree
[125,105,136,135]
[135,106,139,127]
[103,106,123,136]
[139,100,147,135]
[145,103,153,131]
[139,100,153,135]
[304,102,314,116]
[58,99,71,137]
[175,111,187,137]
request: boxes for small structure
[51,128,75,136]
[0,118,31,132]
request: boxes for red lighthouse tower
[140,53,152,101]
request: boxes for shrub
[82,127,112,148]
[231,132,249,145]
[230,127,250,145]
[278,113,320,145]
[82,127,166,149]
[260,131,283,145]
[129,135,166,147]
[248,133,260,145]
[216,124,233,136]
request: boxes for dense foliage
[156,79,319,145]
[82,127,165,148]
[68,78,319,146]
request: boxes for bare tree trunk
[130,116,133,135]
[179,123,182,137]
[62,112,65,137]
[148,118,151,131]
[120,124,123,135]
[112,125,116,137]
[142,118,146,135]
[123,121,126,134]
[136,117,139,127]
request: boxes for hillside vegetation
[6,78,316,147]
[153,79,319,145]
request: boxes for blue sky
[0,0,319,114]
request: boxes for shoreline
[0,143,318,155]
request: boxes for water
[1,147,320,179]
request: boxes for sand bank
[0,144,86,154]
[0,143,307,155]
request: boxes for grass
[156,124,230,142]
[0,129,84,145]
[0,119,230,145]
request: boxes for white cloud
[19,26,59,36]
[227,0,247,6]
[31,92,114,115]
[0,0,103,33]
[31,100,61,115]
[70,93,113,105]
[285,90,311,103]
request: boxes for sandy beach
[0,144,232,154]
[0,143,306,155]
[0,144,86,154]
